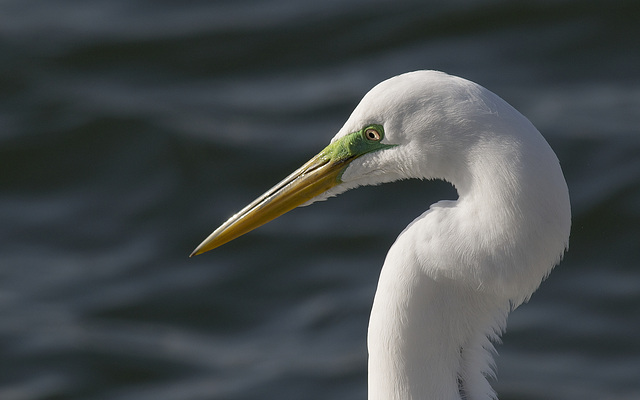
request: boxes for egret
[191,71,571,400]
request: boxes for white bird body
[338,72,571,399]
[192,71,571,400]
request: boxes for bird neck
[368,260,508,400]
[365,119,570,399]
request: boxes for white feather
[312,71,570,399]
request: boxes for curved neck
[367,229,508,400]
[365,117,569,399]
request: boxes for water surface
[1,1,639,399]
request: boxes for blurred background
[1,0,639,399]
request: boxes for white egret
[191,71,571,400]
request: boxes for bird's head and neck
[192,71,571,400]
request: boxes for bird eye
[365,127,382,141]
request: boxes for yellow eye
[365,127,382,141]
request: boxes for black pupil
[367,130,377,140]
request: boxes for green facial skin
[318,124,395,182]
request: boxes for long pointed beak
[190,124,392,256]
[190,147,353,257]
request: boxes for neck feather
[368,256,509,400]
[366,123,569,400]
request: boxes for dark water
[1,0,639,399]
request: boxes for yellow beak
[190,124,392,257]
[189,148,351,256]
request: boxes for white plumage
[192,71,571,400]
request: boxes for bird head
[190,70,529,255]
[317,70,481,200]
